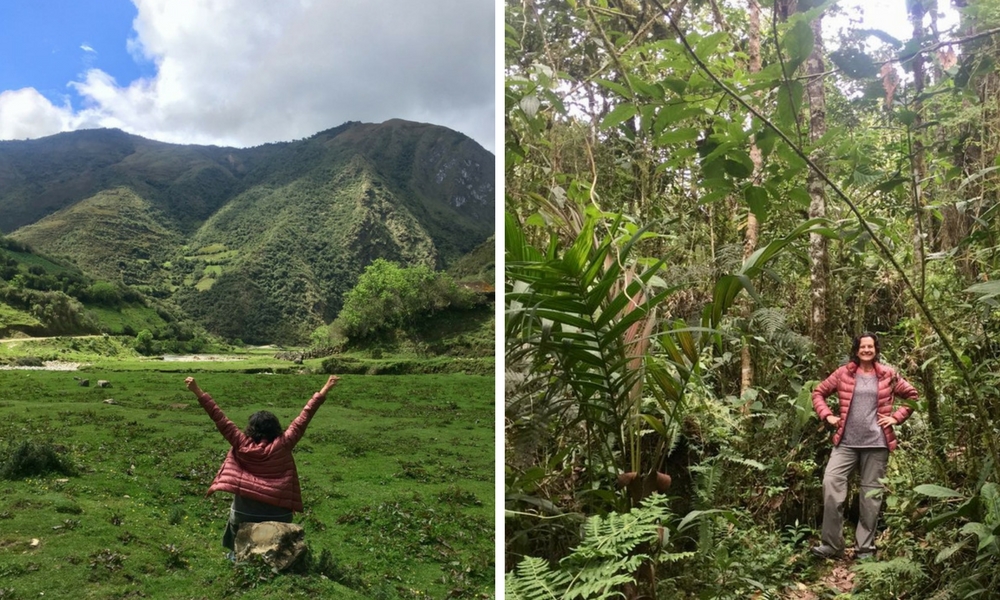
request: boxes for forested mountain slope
[0,120,494,343]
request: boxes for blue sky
[0,0,495,151]
[0,0,152,112]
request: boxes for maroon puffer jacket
[811,361,918,451]
[196,391,326,512]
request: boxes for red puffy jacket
[812,361,918,451]
[196,391,326,512]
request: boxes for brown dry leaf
[881,63,900,110]
[938,47,958,71]
[824,560,856,593]
[782,556,856,599]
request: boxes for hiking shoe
[855,548,875,561]
[810,544,843,559]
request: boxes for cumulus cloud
[0,0,495,151]
[81,44,96,53]
[0,88,74,140]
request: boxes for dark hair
[246,411,283,443]
[850,332,881,366]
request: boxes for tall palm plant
[506,201,831,511]
[506,205,686,510]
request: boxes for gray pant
[821,446,889,553]
[222,495,293,550]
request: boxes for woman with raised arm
[185,374,340,556]
[810,333,918,561]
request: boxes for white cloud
[0,0,495,151]
[81,44,96,53]
[0,89,74,139]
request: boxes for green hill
[447,235,495,282]
[0,237,177,339]
[10,187,181,290]
[0,120,495,344]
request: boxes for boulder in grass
[97,380,111,388]
[77,379,90,387]
[234,522,307,571]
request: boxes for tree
[337,259,469,340]
[134,329,155,355]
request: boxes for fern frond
[850,164,887,188]
[750,307,787,339]
[508,556,572,600]
[658,550,697,562]
[564,560,640,599]
[852,556,925,579]
[720,454,767,471]
[715,243,745,273]
[980,482,1000,527]
[508,496,680,600]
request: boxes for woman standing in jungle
[810,332,918,560]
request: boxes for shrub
[338,259,473,341]
[10,356,44,367]
[85,282,123,306]
[0,440,78,480]
[134,329,156,355]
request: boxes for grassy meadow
[0,358,494,599]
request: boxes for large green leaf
[781,19,815,71]
[724,149,755,179]
[914,484,964,499]
[657,127,700,145]
[743,185,771,223]
[693,31,728,60]
[829,47,878,79]
[776,81,804,131]
[595,77,632,99]
[965,280,1000,302]
[705,218,833,328]
[601,104,639,130]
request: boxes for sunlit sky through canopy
[827,0,960,50]
[0,0,495,152]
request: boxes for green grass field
[0,367,494,599]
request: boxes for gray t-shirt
[841,373,887,448]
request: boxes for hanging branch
[647,0,1000,467]
[895,26,1000,67]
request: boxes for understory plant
[505,494,695,600]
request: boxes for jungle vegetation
[505,0,1000,598]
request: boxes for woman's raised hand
[185,377,202,395]
[319,375,340,396]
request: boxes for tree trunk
[910,0,928,299]
[805,13,830,365]
[739,0,763,402]
[908,0,948,472]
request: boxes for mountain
[0,120,494,343]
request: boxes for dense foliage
[337,259,478,340]
[0,236,190,339]
[506,0,1000,597]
